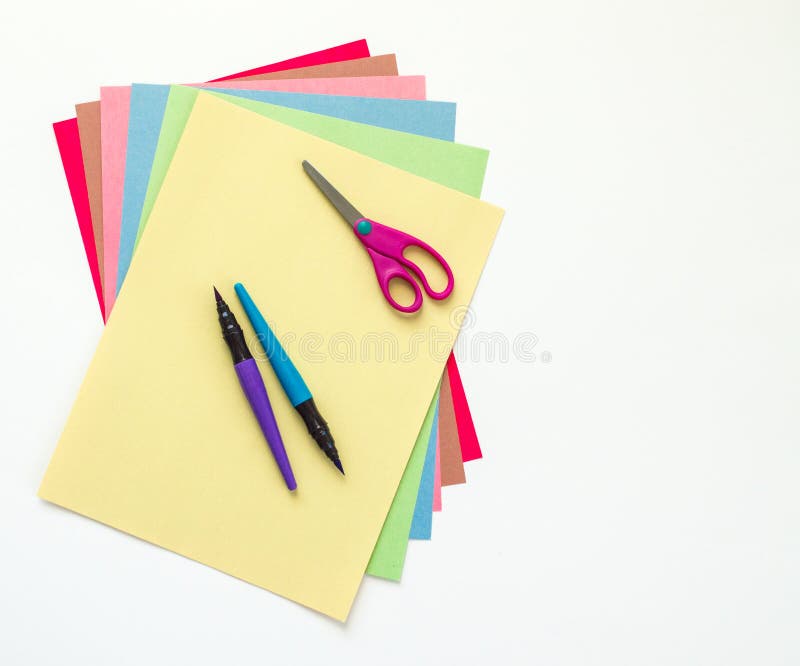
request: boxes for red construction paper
[53,40,481,473]
[52,119,104,320]
[209,39,369,82]
[447,352,483,461]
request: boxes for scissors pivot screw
[356,220,373,235]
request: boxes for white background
[1,1,799,663]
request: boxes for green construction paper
[137,86,488,580]
[367,395,437,579]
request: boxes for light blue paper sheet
[118,85,171,292]
[410,401,439,539]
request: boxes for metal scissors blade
[302,160,364,227]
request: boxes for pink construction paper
[433,429,442,512]
[99,86,131,314]
[53,118,105,320]
[98,75,427,312]
[209,39,369,82]
[447,352,483,461]
[197,75,426,100]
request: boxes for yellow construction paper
[38,92,503,621]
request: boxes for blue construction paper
[206,88,456,140]
[116,85,457,291]
[118,85,171,292]
[410,400,439,540]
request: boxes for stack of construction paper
[42,39,503,620]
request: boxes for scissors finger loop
[364,247,424,313]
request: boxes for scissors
[302,161,455,314]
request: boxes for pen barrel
[234,358,297,491]
[234,283,312,405]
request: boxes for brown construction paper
[232,53,397,81]
[75,101,103,298]
[439,370,466,485]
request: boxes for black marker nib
[213,286,223,304]
[333,458,345,475]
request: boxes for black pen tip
[333,458,345,475]
[213,286,222,303]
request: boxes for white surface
[1,1,799,663]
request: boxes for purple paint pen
[214,287,297,491]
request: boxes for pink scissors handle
[353,219,455,314]
[364,247,424,313]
